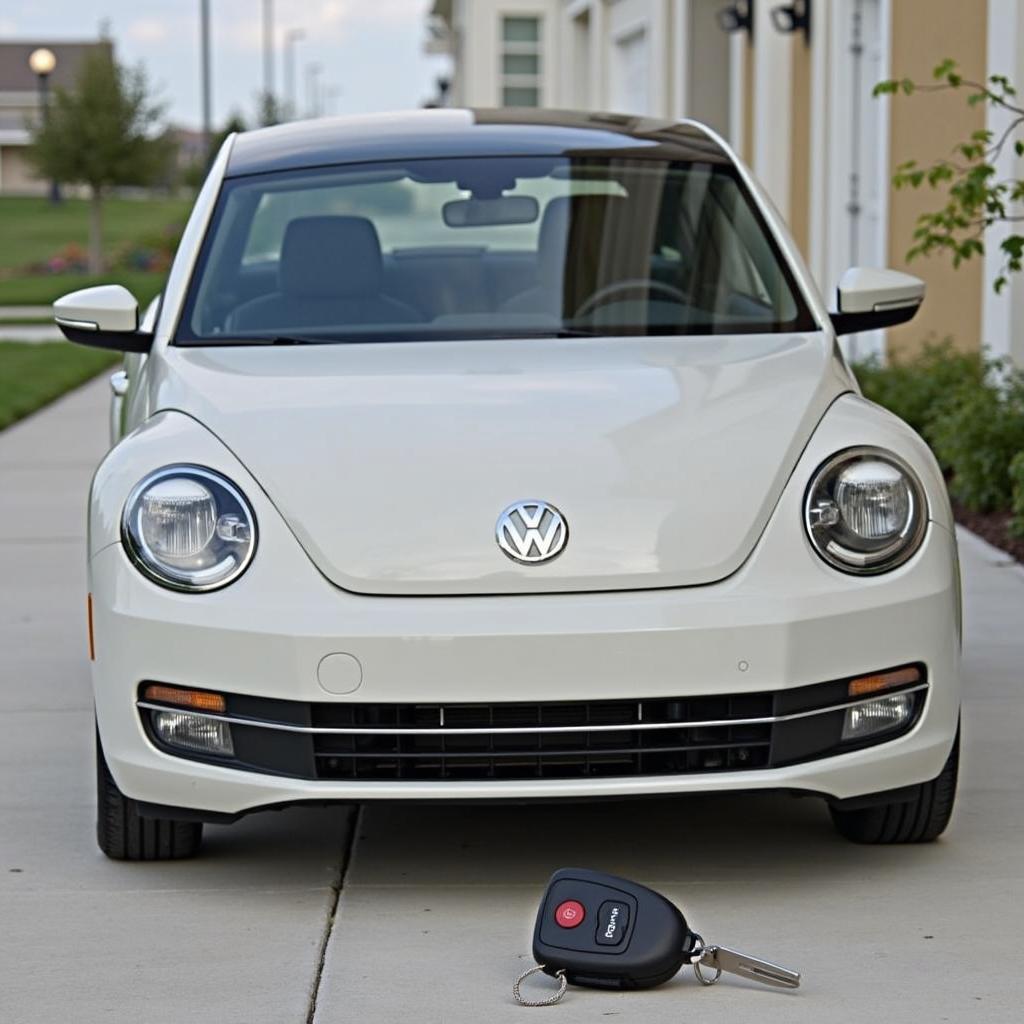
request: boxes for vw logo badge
[496,501,568,564]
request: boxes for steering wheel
[574,278,690,319]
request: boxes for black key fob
[532,867,700,990]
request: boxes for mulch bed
[953,503,1024,564]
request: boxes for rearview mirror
[831,268,925,336]
[443,196,539,228]
[53,285,152,353]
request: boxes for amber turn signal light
[848,666,921,698]
[142,684,226,713]
[87,593,95,662]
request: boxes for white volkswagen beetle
[55,110,960,860]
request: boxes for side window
[679,170,790,315]
[718,217,772,305]
[244,193,289,264]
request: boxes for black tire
[829,731,959,844]
[96,728,203,860]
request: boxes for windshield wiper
[262,334,334,345]
[553,327,604,338]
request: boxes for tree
[875,59,1024,294]
[256,91,283,128]
[27,48,175,274]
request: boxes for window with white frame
[501,15,543,107]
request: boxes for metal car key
[513,868,800,1006]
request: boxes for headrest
[279,216,384,298]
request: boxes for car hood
[154,334,845,595]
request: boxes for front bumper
[90,509,961,815]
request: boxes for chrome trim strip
[54,316,99,330]
[137,684,927,737]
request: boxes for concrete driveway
[1,376,1021,1023]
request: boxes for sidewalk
[1,375,1021,1023]
[0,305,52,320]
[0,377,353,1024]
[0,305,62,342]
[0,324,63,342]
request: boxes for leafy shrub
[854,342,1024,515]
[853,340,984,449]
[927,366,1024,512]
[1010,451,1024,537]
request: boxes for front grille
[310,695,774,780]
[137,666,928,783]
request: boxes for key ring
[513,965,568,1006]
[689,935,722,987]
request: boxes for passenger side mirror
[830,268,925,336]
[53,285,153,353]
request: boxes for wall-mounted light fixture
[770,0,811,45]
[717,0,754,41]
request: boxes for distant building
[0,39,112,195]
[428,1,1023,366]
[169,126,207,174]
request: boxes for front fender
[792,393,952,533]
[88,410,287,562]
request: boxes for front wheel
[96,727,203,860]
[829,731,959,844]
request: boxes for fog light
[842,693,915,742]
[153,709,234,756]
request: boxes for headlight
[804,447,927,574]
[122,466,257,591]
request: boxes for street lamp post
[200,0,213,163]
[305,62,323,119]
[28,47,61,204]
[261,0,276,124]
[283,28,304,120]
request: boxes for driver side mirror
[53,285,153,353]
[830,268,925,336]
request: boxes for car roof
[225,108,733,178]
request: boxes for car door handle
[109,370,129,397]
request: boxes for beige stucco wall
[886,0,988,358]
[789,37,811,257]
[0,146,46,195]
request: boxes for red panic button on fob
[554,900,586,928]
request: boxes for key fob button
[595,900,630,946]
[554,900,586,929]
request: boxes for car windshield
[176,155,817,345]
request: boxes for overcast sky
[0,0,450,128]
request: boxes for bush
[853,340,984,448]
[1010,451,1024,537]
[927,365,1024,512]
[854,343,1024,516]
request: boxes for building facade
[0,40,111,195]
[428,0,1023,365]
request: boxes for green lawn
[0,195,191,271]
[0,269,166,307]
[0,341,119,432]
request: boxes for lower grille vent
[310,696,773,781]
